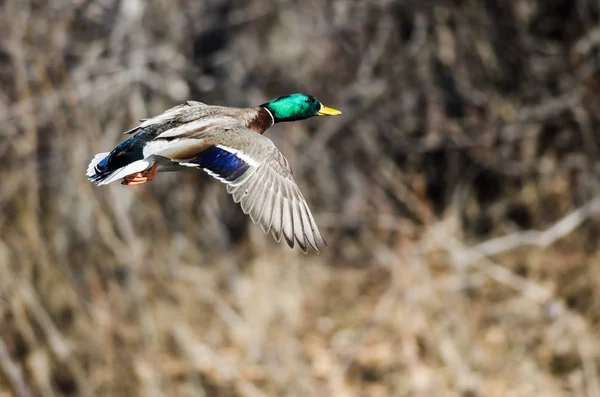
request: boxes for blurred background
[2,0,600,396]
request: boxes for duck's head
[261,93,342,123]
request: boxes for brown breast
[245,107,274,134]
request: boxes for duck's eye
[306,97,315,103]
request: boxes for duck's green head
[261,93,342,123]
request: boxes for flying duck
[87,94,342,253]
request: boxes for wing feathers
[298,198,318,252]
[147,122,325,252]
[303,199,327,247]
[271,190,283,243]
[240,168,266,214]
[156,118,222,139]
[281,182,295,249]
[260,182,275,235]
[291,186,307,252]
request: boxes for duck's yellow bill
[317,103,342,116]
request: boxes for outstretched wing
[153,123,326,253]
[124,101,210,135]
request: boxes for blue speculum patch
[193,146,250,181]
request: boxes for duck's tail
[86,152,152,185]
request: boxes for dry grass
[2,0,600,396]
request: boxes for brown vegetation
[2,0,600,396]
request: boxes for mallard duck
[87,93,342,253]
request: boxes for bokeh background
[2,0,600,396]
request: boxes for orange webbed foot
[122,163,158,185]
